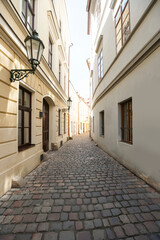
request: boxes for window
[115,0,130,53]
[95,0,101,28]
[59,63,61,84]
[98,49,103,81]
[99,110,104,136]
[64,113,66,134]
[59,20,62,33]
[48,38,52,69]
[58,109,61,135]
[64,76,66,93]
[93,116,94,132]
[18,87,31,149]
[22,0,35,32]
[120,98,132,144]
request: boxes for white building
[87,0,160,190]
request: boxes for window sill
[119,140,133,145]
[99,134,104,138]
[18,144,35,152]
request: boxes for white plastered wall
[92,47,160,190]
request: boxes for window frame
[18,86,32,151]
[95,0,101,28]
[93,116,94,133]
[59,62,61,84]
[22,0,35,32]
[64,112,66,134]
[120,98,132,144]
[98,49,103,81]
[48,37,53,69]
[99,110,104,136]
[58,109,61,135]
[115,0,130,53]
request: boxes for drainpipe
[68,43,73,140]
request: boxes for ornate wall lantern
[67,97,72,110]
[10,30,45,82]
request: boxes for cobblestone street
[0,134,160,240]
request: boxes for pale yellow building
[0,0,71,196]
[87,0,160,190]
[69,81,90,137]
[78,96,90,134]
[69,81,79,137]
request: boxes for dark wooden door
[43,99,49,152]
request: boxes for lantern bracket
[10,67,35,82]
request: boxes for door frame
[42,96,56,151]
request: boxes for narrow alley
[0,134,160,240]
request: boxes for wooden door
[43,99,49,152]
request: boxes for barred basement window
[18,87,32,149]
[99,110,104,136]
[115,0,130,53]
[121,98,132,144]
[22,0,35,32]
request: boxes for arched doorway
[43,99,49,152]
[42,96,56,152]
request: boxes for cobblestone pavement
[0,134,160,240]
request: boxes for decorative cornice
[86,0,91,12]
[110,0,117,9]
[95,35,103,53]
[47,10,59,41]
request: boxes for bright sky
[65,0,90,100]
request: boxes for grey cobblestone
[0,134,160,239]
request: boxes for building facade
[69,81,79,137]
[87,0,160,190]
[0,0,71,196]
[69,81,90,137]
[78,96,90,135]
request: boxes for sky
[65,0,90,100]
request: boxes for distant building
[78,96,90,134]
[87,0,160,190]
[69,81,90,137]
[69,81,79,137]
[0,0,71,196]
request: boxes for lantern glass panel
[67,98,72,108]
[32,39,39,60]
[25,39,31,60]
[38,43,44,62]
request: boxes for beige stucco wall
[0,36,68,196]
[0,0,70,196]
